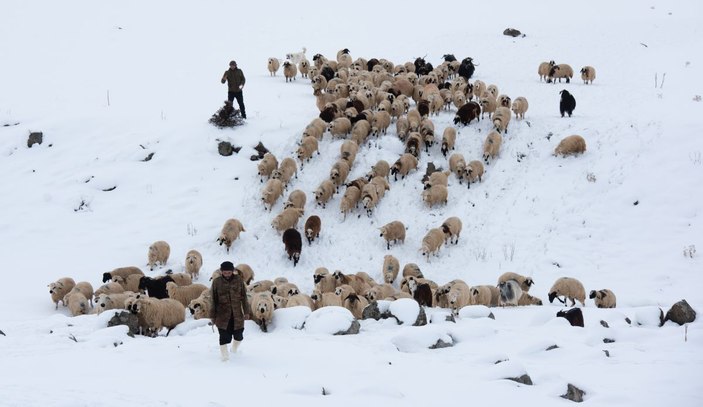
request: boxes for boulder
[107,311,139,337]
[508,374,533,385]
[429,338,454,349]
[503,28,523,37]
[27,132,43,148]
[561,383,586,402]
[665,299,696,325]
[218,141,234,156]
[334,320,360,335]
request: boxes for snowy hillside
[1,0,701,406]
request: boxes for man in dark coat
[210,261,251,361]
[221,60,247,119]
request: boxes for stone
[362,301,382,320]
[507,374,533,385]
[603,350,610,357]
[412,307,428,326]
[665,299,696,325]
[503,28,522,37]
[254,141,269,158]
[546,344,559,351]
[603,338,615,343]
[218,141,234,156]
[430,338,453,349]
[561,383,586,402]
[107,311,139,337]
[445,314,456,323]
[600,320,610,328]
[142,152,154,162]
[27,132,43,148]
[334,319,360,335]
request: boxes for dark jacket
[222,68,246,92]
[210,274,251,330]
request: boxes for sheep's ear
[599,290,608,297]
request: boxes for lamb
[234,264,255,285]
[538,60,556,82]
[328,117,352,137]
[283,61,298,82]
[303,215,321,245]
[107,273,140,294]
[379,220,406,250]
[340,140,359,165]
[492,106,512,133]
[267,57,280,76]
[464,160,484,188]
[518,293,543,306]
[298,59,310,79]
[137,276,173,299]
[422,184,448,208]
[511,96,529,120]
[453,101,481,125]
[365,283,396,302]
[554,135,586,157]
[165,281,208,307]
[333,271,372,296]
[343,294,369,319]
[101,266,144,283]
[368,160,390,180]
[184,250,203,281]
[498,272,535,293]
[96,292,138,314]
[390,153,418,181]
[187,290,212,320]
[449,153,467,183]
[441,216,462,245]
[421,228,446,261]
[217,218,245,252]
[559,89,576,117]
[131,297,186,337]
[447,284,472,314]
[296,136,319,166]
[311,289,342,309]
[272,157,298,186]
[284,189,307,211]
[469,285,500,307]
[402,263,424,279]
[257,152,278,182]
[340,185,361,219]
[424,170,450,190]
[250,292,275,332]
[64,291,90,316]
[547,63,574,84]
[548,277,586,307]
[64,281,95,308]
[329,159,351,190]
[479,96,497,119]
[147,240,170,270]
[371,110,391,136]
[441,127,456,157]
[93,281,126,302]
[378,255,400,285]
[482,130,503,165]
[271,207,305,233]
[580,66,596,84]
[313,268,337,294]
[498,280,523,306]
[556,308,584,327]
[589,289,617,308]
[406,276,433,307]
[314,179,335,208]
[48,277,76,309]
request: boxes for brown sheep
[304,215,321,245]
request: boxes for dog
[286,47,307,64]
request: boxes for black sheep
[282,228,302,266]
[319,106,337,123]
[413,282,433,307]
[453,101,481,125]
[320,66,335,82]
[556,308,585,327]
[559,90,576,117]
[367,58,380,72]
[442,54,457,62]
[458,57,475,80]
[137,275,174,299]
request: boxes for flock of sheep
[45,49,606,336]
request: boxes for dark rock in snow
[430,338,453,349]
[603,350,610,357]
[334,319,360,335]
[546,344,559,351]
[603,338,615,344]
[142,152,154,162]
[665,299,696,325]
[0,329,5,336]
[561,383,586,402]
[412,307,427,326]
[218,141,234,156]
[107,311,139,337]
[507,374,533,385]
[600,320,610,328]
[361,301,393,321]
[27,132,43,148]
[503,28,523,37]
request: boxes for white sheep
[261,178,284,211]
[286,293,315,310]
[492,106,512,133]
[311,289,342,309]
[343,294,369,319]
[351,119,371,146]
[333,271,372,296]
[297,136,319,166]
[517,293,543,306]
[184,249,203,280]
[391,153,418,181]
[96,292,138,314]
[102,266,143,284]
[538,60,556,82]
[382,254,400,284]
[361,182,379,216]
[313,267,337,294]
[511,96,529,120]
[340,140,359,165]
[589,289,616,308]
[330,159,351,190]
[48,277,76,309]
[272,157,298,187]
[267,57,280,76]
[64,281,95,308]
[234,263,255,285]
[422,184,448,208]
[271,207,304,233]
[283,61,298,82]
[547,63,574,84]
[93,281,125,303]
[132,297,186,337]
[340,185,361,220]
[497,272,535,293]
[365,283,396,302]
[447,284,471,315]
[167,272,193,287]
[580,66,596,84]
[217,218,245,252]
[379,220,406,249]
[314,179,335,208]
[441,127,456,157]
[479,95,497,119]
[424,170,450,189]
[328,117,352,137]
[372,110,391,136]
[257,152,279,182]
[298,59,310,79]
[496,94,512,110]
[441,216,462,245]
[449,153,467,183]
[498,280,523,306]
[548,277,586,306]
[284,189,307,211]
[404,132,423,158]
[554,135,587,157]
[402,263,424,279]
[421,228,445,261]
[368,160,390,180]
[187,289,212,320]
[469,285,500,307]
[483,130,503,165]
[64,291,90,316]
[165,281,208,307]
[463,160,484,188]
[111,274,142,294]
[250,292,275,332]
[147,240,170,270]
[396,116,410,140]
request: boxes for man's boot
[220,345,229,361]
[231,340,241,354]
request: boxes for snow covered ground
[1,0,701,405]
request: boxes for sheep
[284,189,306,211]
[48,277,76,309]
[250,292,275,332]
[338,140,359,166]
[267,57,281,76]
[518,293,543,306]
[447,284,472,314]
[342,294,369,319]
[547,63,574,84]
[283,61,298,82]
[96,292,139,314]
[165,281,208,307]
[538,60,556,82]
[328,117,352,137]
[469,285,500,307]
[422,184,448,208]
[497,272,535,293]
[482,130,503,165]
[351,119,371,146]
[390,153,418,181]
[379,220,405,250]
[112,274,142,294]
[257,152,278,182]
[360,183,380,216]
[497,94,512,110]
[556,308,584,327]
[102,266,144,283]
[479,96,497,119]
[464,160,484,188]
[63,281,94,308]
[452,91,467,109]
[165,271,192,286]
[183,250,203,281]
[305,118,327,138]
[510,96,529,120]
[370,176,390,200]
[314,179,335,208]
[298,59,310,79]
[381,255,400,285]
[368,160,390,180]
[248,279,275,293]
[295,213,318,246]
[423,170,450,190]
[441,216,462,245]
[402,263,423,279]
[272,157,298,186]
[441,127,456,157]
[147,240,170,270]
[187,289,212,320]
[137,276,172,299]
[589,289,617,308]
[548,277,586,307]
[473,80,486,100]
[396,116,410,140]
[333,271,371,296]
[311,74,328,96]
[407,108,422,132]
[498,280,523,306]
[487,84,499,99]
[404,132,423,158]
[580,66,596,84]
[217,218,245,252]
[365,283,396,302]
[233,264,255,285]
[371,110,391,136]
[421,228,445,261]
[131,297,186,337]
[261,178,284,211]
[272,207,304,233]
[492,106,512,133]
[313,268,337,294]
[287,293,315,310]
[559,89,576,117]
[271,294,288,310]
[329,159,351,192]
[64,291,90,316]
[296,136,319,166]
[94,281,126,302]
[407,276,433,307]
[340,185,361,219]
[449,153,467,183]
[453,101,480,126]
[419,118,435,152]
[311,289,342,309]
[554,135,586,157]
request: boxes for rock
[503,28,523,37]
[603,338,615,343]
[665,299,697,325]
[546,344,559,351]
[334,319,360,335]
[495,359,508,364]
[107,311,139,337]
[0,329,5,336]
[254,142,269,158]
[142,152,154,162]
[412,306,427,326]
[430,338,453,349]
[488,312,495,320]
[603,350,610,357]
[600,320,610,328]
[508,374,533,385]
[362,301,382,320]
[561,383,586,402]
[218,141,234,156]
[27,132,43,148]
[445,314,456,323]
